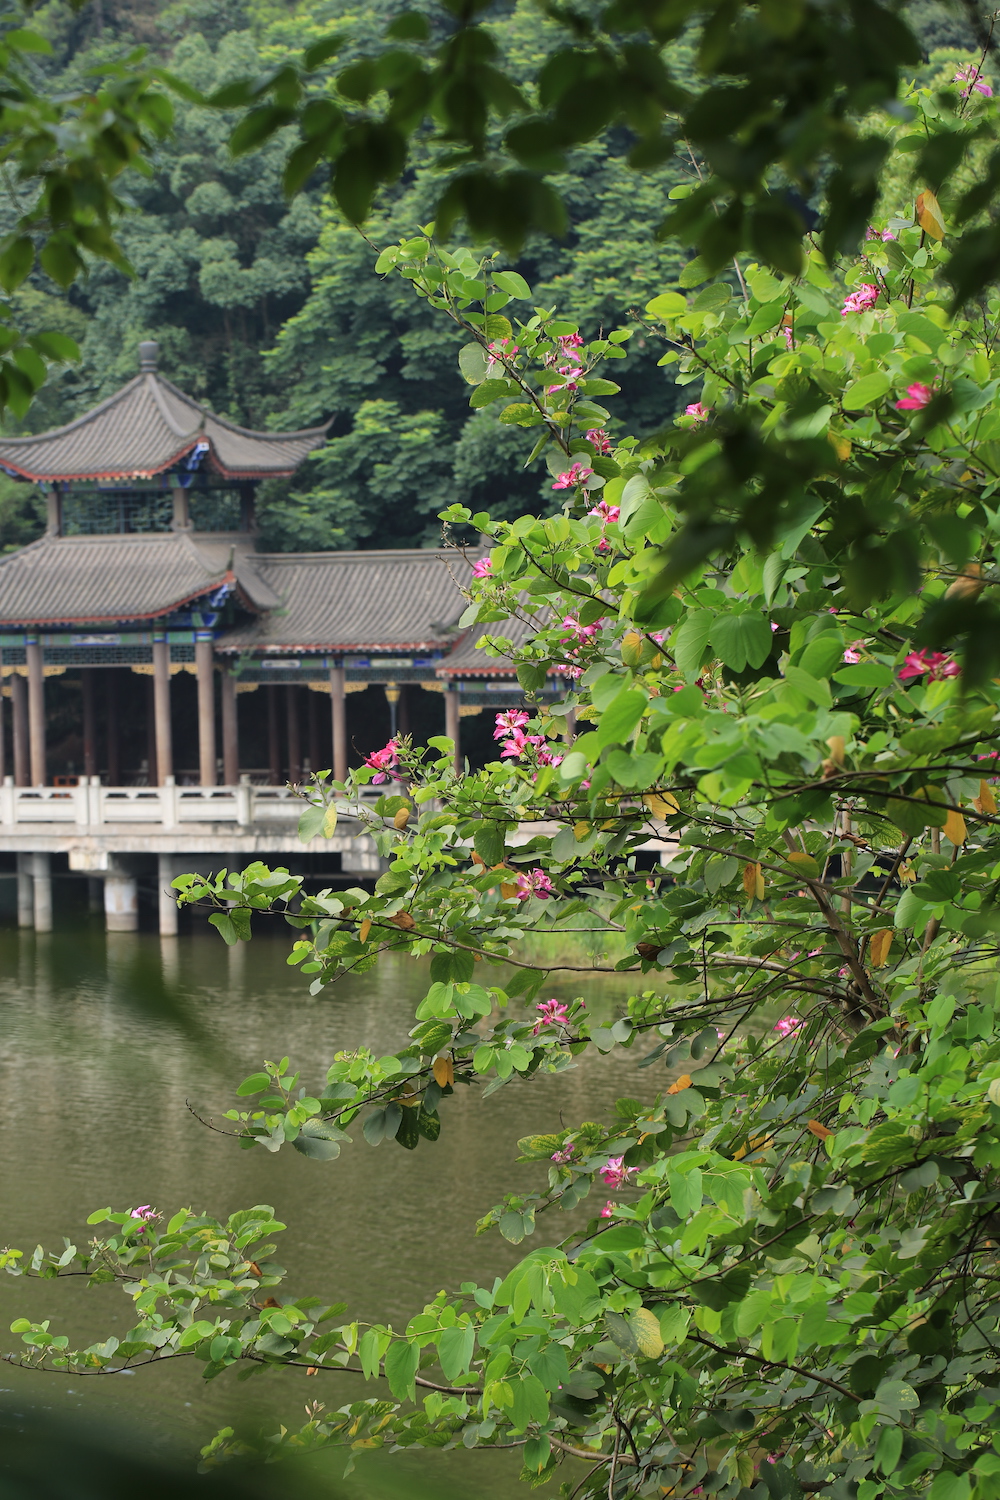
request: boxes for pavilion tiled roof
[434,613,539,677]
[215,549,473,654]
[0,532,270,626]
[0,345,328,483]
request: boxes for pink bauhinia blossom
[534,998,570,1033]
[493,709,529,741]
[486,337,520,373]
[587,428,612,453]
[364,741,399,782]
[536,746,563,767]
[546,364,581,393]
[898,649,960,682]
[955,64,993,97]
[515,869,556,901]
[685,402,710,423]
[783,326,794,350]
[896,383,933,410]
[551,1144,575,1163]
[842,641,865,664]
[841,283,879,315]
[552,463,594,491]
[599,1200,617,1218]
[600,1155,635,1189]
[589,500,620,525]
[129,1205,158,1234]
[500,728,530,759]
[472,557,493,579]
[773,1017,802,1038]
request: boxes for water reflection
[0,918,660,1494]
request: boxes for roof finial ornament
[138,341,159,372]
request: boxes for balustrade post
[445,687,461,773]
[161,774,177,830]
[1,774,12,826]
[237,772,251,827]
[158,853,178,937]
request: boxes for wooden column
[152,635,173,785]
[11,674,28,787]
[221,668,238,785]
[158,853,178,937]
[397,685,411,740]
[445,686,460,773]
[307,686,320,777]
[82,669,97,778]
[286,684,301,785]
[195,633,216,786]
[26,637,45,785]
[106,670,120,785]
[145,677,157,785]
[171,485,190,531]
[268,685,281,784]
[330,663,347,783]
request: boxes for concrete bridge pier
[32,852,52,932]
[16,853,32,928]
[157,854,178,937]
[104,858,138,933]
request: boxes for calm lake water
[0,888,659,1496]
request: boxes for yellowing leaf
[828,432,851,462]
[500,882,518,899]
[433,1055,454,1088]
[393,805,411,830]
[786,851,820,880]
[742,861,761,899]
[945,562,983,601]
[916,189,946,241]
[974,779,997,816]
[359,919,371,943]
[322,802,338,837]
[621,630,644,667]
[390,911,416,931]
[806,1119,833,1140]
[643,792,679,817]
[667,1073,692,1095]
[573,821,591,840]
[943,809,967,846]
[826,735,845,766]
[869,929,892,968]
[630,1307,664,1358]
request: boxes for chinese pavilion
[0,342,530,792]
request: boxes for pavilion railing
[0,776,376,829]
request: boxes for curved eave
[0,439,200,485]
[0,572,234,629]
[217,639,452,654]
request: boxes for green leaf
[438,1324,475,1381]
[596,689,647,749]
[842,371,891,410]
[710,612,772,672]
[230,105,296,156]
[604,1310,639,1355]
[672,609,715,678]
[303,31,348,66]
[237,1071,271,1096]
[459,343,490,384]
[472,821,504,865]
[493,270,531,298]
[384,1339,418,1401]
[0,237,34,292]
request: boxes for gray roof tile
[0,373,327,482]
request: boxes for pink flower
[515,869,556,901]
[486,338,519,373]
[129,1205,158,1235]
[552,463,594,491]
[600,1155,635,1189]
[556,662,584,680]
[364,740,398,783]
[898,648,960,682]
[537,747,563,767]
[599,1200,617,1218]
[842,642,864,664]
[588,501,620,529]
[841,283,879,315]
[494,709,529,741]
[783,326,794,350]
[533,998,570,1033]
[546,364,581,393]
[773,1017,802,1038]
[866,226,898,242]
[587,428,611,453]
[896,383,933,410]
[500,728,529,759]
[561,615,600,642]
[955,64,993,97]
[551,1144,575,1164]
[685,402,710,423]
[473,557,493,579]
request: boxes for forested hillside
[0,0,979,552]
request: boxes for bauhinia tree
[9,60,1000,1500]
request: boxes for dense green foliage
[11,54,1000,1500]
